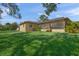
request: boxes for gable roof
[20,17,71,25]
[50,17,68,21]
[40,17,71,23]
[20,21,38,25]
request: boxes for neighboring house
[19,17,71,32]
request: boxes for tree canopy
[0,22,18,31]
[39,14,48,22]
[0,3,21,19]
[42,3,57,16]
[39,3,57,22]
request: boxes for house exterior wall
[19,23,26,32]
[41,29,65,32]
[51,29,65,32]
[41,29,49,32]
[40,20,66,32]
[25,23,39,32]
[19,22,39,32]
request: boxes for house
[19,17,71,32]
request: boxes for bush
[65,21,79,33]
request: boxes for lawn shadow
[11,44,27,56]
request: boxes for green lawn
[0,31,79,56]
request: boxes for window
[29,24,32,28]
[52,23,64,29]
[41,24,48,29]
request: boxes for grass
[0,31,79,56]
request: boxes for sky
[0,3,79,24]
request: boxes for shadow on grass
[0,32,79,56]
[11,44,27,56]
[0,41,12,51]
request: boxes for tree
[74,22,79,32]
[39,15,48,22]
[39,3,57,22]
[0,3,21,19]
[4,23,11,30]
[39,3,57,32]
[0,23,3,30]
[0,8,3,19]
[42,3,57,16]
[0,22,18,31]
[10,22,18,30]
[75,22,79,29]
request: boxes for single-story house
[18,17,71,32]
